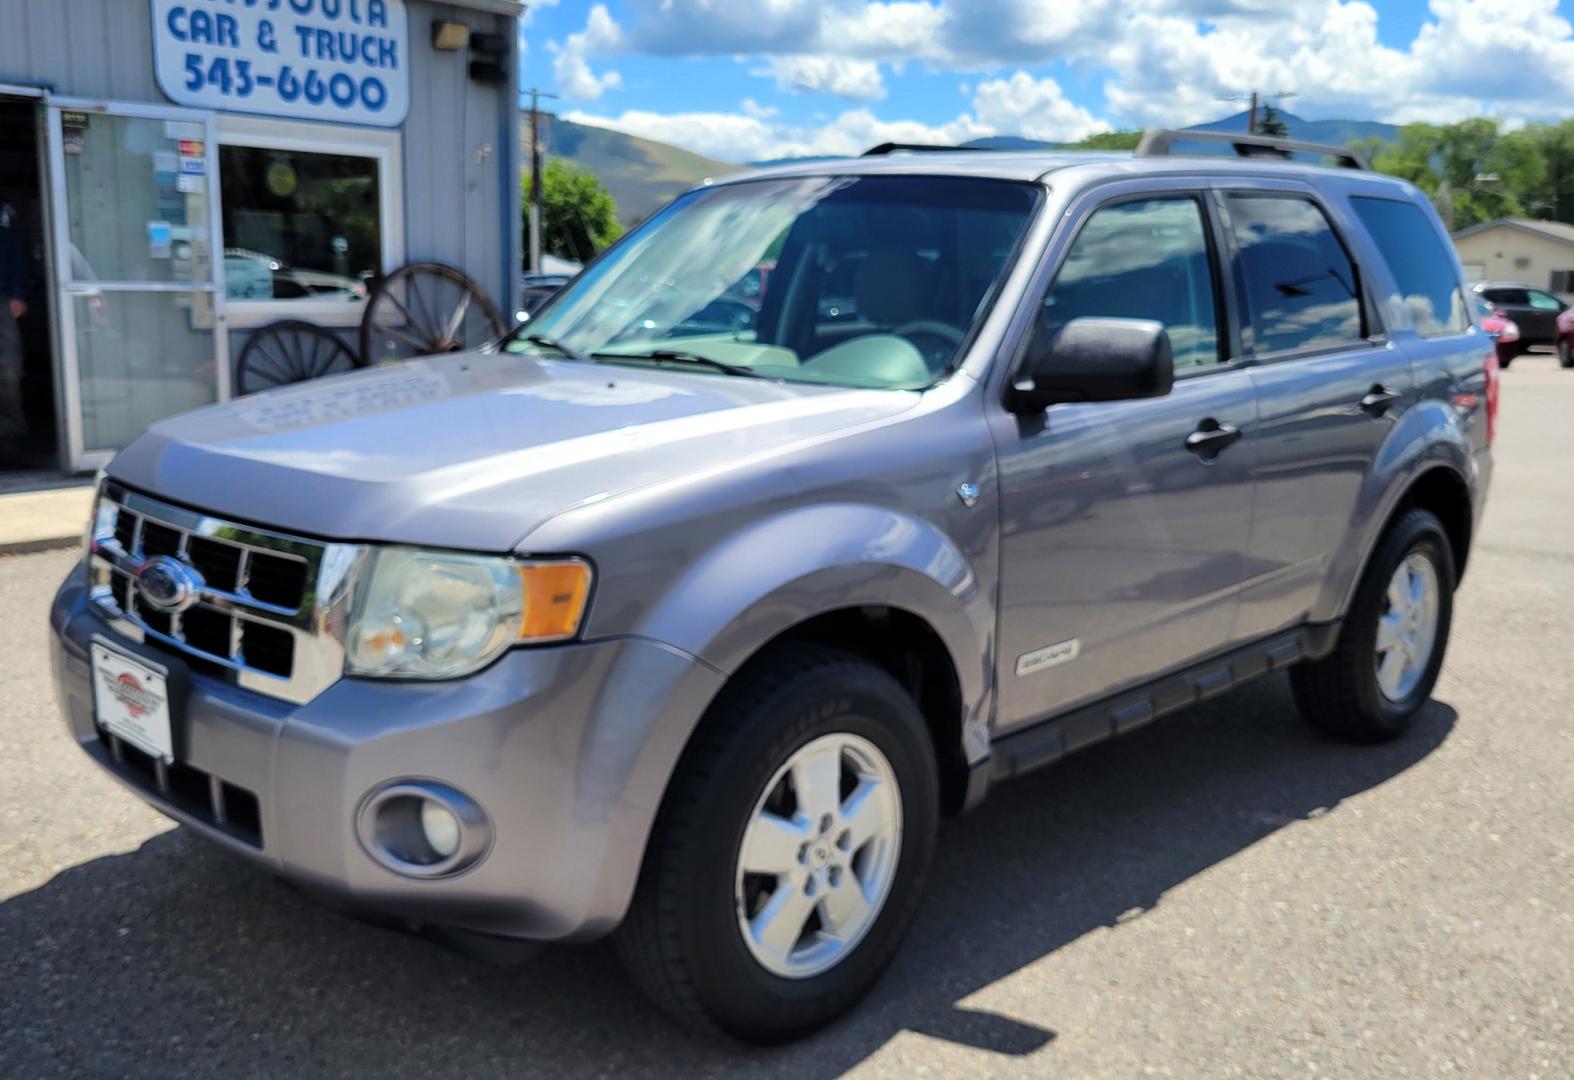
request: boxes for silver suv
[50,131,1496,1043]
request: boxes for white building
[1453,217,1574,299]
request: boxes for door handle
[1359,385,1403,416]
[1185,419,1242,459]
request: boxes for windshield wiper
[594,348,766,379]
[519,334,591,362]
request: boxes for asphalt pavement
[1,353,1570,1078]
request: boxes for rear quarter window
[1350,197,1469,336]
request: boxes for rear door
[1227,183,1415,642]
[1520,288,1565,344]
[991,184,1258,730]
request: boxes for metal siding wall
[1,0,161,101]
[403,2,512,310]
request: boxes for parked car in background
[52,133,1496,1043]
[1555,305,1574,368]
[517,256,583,322]
[1474,296,1521,368]
[517,272,573,321]
[1471,282,1567,365]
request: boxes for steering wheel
[893,320,966,371]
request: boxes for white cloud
[756,56,887,99]
[567,71,1103,162]
[821,3,948,55]
[972,71,1108,142]
[564,105,990,163]
[596,0,1574,129]
[551,4,624,102]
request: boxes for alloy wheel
[1374,551,1441,702]
[733,733,903,980]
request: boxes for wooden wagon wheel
[359,261,507,366]
[235,320,361,395]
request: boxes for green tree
[1072,130,1144,150]
[1370,119,1547,230]
[1258,104,1290,138]
[524,158,624,265]
[1521,119,1574,222]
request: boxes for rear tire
[616,646,939,1043]
[1290,508,1455,743]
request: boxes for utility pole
[1219,89,1296,135]
[525,87,559,274]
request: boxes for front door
[47,101,228,471]
[993,190,1257,732]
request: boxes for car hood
[108,353,920,551]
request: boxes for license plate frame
[90,639,175,764]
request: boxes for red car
[1475,296,1521,368]
[1556,305,1574,368]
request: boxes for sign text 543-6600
[151,0,411,129]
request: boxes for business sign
[151,0,410,128]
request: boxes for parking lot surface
[1,353,1570,1078]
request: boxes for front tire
[1290,508,1455,742]
[616,646,939,1043]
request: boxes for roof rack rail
[861,142,984,157]
[1135,129,1369,170]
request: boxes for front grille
[88,483,361,705]
[98,731,263,848]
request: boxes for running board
[986,623,1340,785]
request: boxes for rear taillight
[1484,352,1501,446]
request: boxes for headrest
[853,249,925,327]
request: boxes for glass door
[47,101,228,470]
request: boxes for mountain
[541,110,1403,225]
[956,113,1401,155]
[537,115,744,225]
[1189,110,1399,148]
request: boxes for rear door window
[1350,197,1469,336]
[1031,196,1222,372]
[1227,195,1364,356]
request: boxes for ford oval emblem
[135,556,203,615]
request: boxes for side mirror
[1006,317,1175,414]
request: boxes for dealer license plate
[91,643,174,764]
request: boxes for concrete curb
[0,534,83,557]
[0,486,94,558]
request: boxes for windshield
[504,175,1041,389]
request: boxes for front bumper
[50,562,724,942]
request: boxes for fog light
[420,800,461,859]
[356,781,491,878]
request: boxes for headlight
[345,548,592,679]
[84,468,112,556]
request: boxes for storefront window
[219,144,380,305]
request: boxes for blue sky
[517,1,1574,162]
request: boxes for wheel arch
[1333,458,1475,620]
[725,605,975,815]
